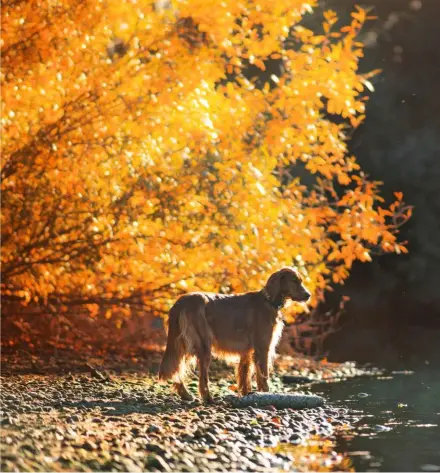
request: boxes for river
[312,368,440,471]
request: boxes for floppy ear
[265,271,282,300]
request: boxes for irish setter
[159,267,311,403]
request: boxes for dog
[158,267,311,403]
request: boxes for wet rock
[374,425,392,432]
[281,375,313,385]
[421,465,440,472]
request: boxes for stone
[281,375,313,385]
[145,454,171,472]
[225,392,325,409]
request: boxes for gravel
[0,356,373,472]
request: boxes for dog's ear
[265,271,282,299]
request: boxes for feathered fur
[158,267,310,403]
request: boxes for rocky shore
[1,355,376,472]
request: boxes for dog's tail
[159,304,193,382]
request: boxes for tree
[1,0,410,322]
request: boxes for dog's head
[265,267,311,303]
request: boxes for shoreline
[1,353,375,472]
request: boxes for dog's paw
[202,395,215,405]
[181,393,194,402]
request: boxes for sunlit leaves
[1,1,410,321]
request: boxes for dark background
[317,0,440,367]
[243,0,440,368]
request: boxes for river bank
[1,353,373,472]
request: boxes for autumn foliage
[1,0,411,322]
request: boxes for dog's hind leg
[174,382,193,401]
[197,348,213,403]
[170,308,198,402]
[191,303,213,403]
[173,356,193,401]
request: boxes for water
[312,369,440,472]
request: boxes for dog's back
[204,292,261,355]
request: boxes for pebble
[203,432,218,444]
[374,424,392,432]
[421,465,440,472]
[289,433,302,443]
[146,443,167,455]
[147,424,161,433]
[146,453,172,472]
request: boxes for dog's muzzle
[300,290,311,302]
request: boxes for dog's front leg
[237,352,253,395]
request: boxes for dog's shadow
[58,396,199,416]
